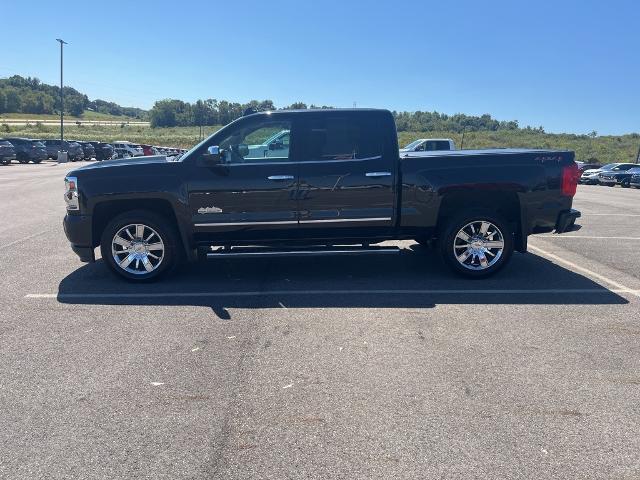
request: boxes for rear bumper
[555,208,581,233]
[63,214,95,262]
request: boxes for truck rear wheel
[439,210,513,278]
[100,210,180,282]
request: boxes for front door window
[218,120,291,163]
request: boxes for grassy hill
[3,121,639,163]
[0,110,142,122]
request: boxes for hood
[70,155,169,172]
[583,168,601,174]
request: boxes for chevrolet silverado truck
[63,109,581,281]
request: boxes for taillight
[562,163,580,197]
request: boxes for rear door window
[298,115,383,161]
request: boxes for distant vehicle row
[579,163,640,188]
[0,138,187,164]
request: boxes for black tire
[621,179,630,188]
[32,159,42,164]
[439,209,514,278]
[100,210,181,282]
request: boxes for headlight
[64,176,79,211]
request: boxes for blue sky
[3,0,639,134]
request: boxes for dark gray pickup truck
[63,109,581,281]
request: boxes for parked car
[63,108,580,282]
[5,138,47,163]
[112,142,143,157]
[140,144,156,156]
[245,129,290,159]
[41,139,85,161]
[579,163,622,184]
[113,148,132,159]
[0,139,16,165]
[88,142,115,161]
[75,141,96,161]
[597,164,640,187]
[400,138,455,153]
[630,171,640,189]
[575,161,602,172]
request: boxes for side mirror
[200,145,222,165]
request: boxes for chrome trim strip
[300,217,391,224]
[194,220,298,227]
[194,217,391,227]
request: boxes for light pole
[56,38,67,161]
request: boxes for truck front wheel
[439,210,513,278]
[100,210,180,282]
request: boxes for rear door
[187,115,300,243]
[296,112,396,238]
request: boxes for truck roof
[245,108,391,118]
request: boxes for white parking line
[24,288,639,300]
[538,235,640,240]
[0,230,51,250]
[528,245,640,297]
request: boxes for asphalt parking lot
[1,162,639,479]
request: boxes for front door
[296,113,396,239]
[187,117,299,243]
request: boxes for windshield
[600,163,619,170]
[402,139,424,150]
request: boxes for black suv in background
[4,138,47,163]
[75,141,96,160]
[88,141,115,161]
[41,139,85,161]
[598,163,639,187]
[0,139,16,165]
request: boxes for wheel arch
[436,190,525,251]
[92,198,192,259]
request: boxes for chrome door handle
[267,175,295,180]
[365,171,392,177]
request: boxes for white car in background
[112,141,144,157]
[246,129,290,159]
[400,138,455,153]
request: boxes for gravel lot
[1,162,639,479]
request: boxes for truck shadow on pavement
[56,244,629,318]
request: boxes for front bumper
[555,209,581,233]
[63,214,95,262]
[598,176,618,185]
[579,174,599,183]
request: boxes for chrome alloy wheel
[453,220,505,271]
[111,224,165,275]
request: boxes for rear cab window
[297,115,383,161]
